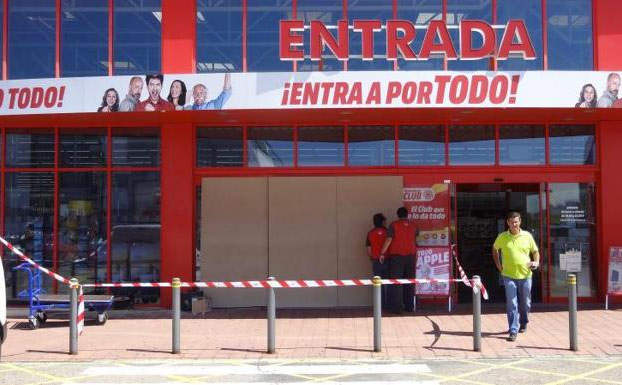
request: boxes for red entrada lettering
[280,19,536,62]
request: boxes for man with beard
[118,76,144,112]
[136,74,175,112]
[186,73,232,110]
[597,73,620,107]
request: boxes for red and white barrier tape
[452,244,472,288]
[0,236,71,285]
[77,285,85,336]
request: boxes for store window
[549,124,595,165]
[247,126,294,167]
[58,173,107,294]
[4,172,55,299]
[347,125,394,166]
[398,125,445,166]
[449,125,495,165]
[112,128,160,166]
[5,131,55,168]
[60,129,108,168]
[297,0,343,71]
[347,1,393,71]
[0,1,3,72]
[196,0,243,73]
[549,183,596,298]
[499,125,545,165]
[8,0,56,79]
[61,0,109,77]
[497,0,543,70]
[197,126,243,167]
[247,0,292,72]
[114,0,161,75]
[111,172,161,303]
[396,0,443,70]
[447,0,493,71]
[547,0,593,70]
[298,126,344,166]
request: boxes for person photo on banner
[167,79,187,111]
[186,73,232,110]
[136,74,175,112]
[366,213,388,308]
[575,83,597,108]
[118,76,144,112]
[597,73,620,107]
[492,211,540,342]
[97,88,119,112]
[380,206,417,315]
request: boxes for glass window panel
[547,0,593,70]
[112,128,160,166]
[398,125,445,165]
[549,124,595,165]
[347,1,393,71]
[247,0,292,72]
[0,1,3,70]
[114,0,161,75]
[197,126,243,167]
[58,173,107,294]
[247,126,294,167]
[447,0,492,71]
[396,0,443,70]
[348,125,394,166]
[499,124,545,165]
[111,172,160,304]
[298,126,344,166]
[6,132,55,168]
[196,0,243,73]
[449,125,495,165]
[549,183,597,297]
[60,129,108,167]
[9,0,56,79]
[297,0,343,71]
[497,0,543,70]
[61,0,109,77]
[3,173,54,300]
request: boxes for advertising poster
[2,71,622,116]
[608,246,622,294]
[415,247,451,296]
[402,180,450,247]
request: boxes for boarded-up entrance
[201,176,402,307]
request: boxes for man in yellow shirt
[492,211,540,342]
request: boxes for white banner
[0,70,620,116]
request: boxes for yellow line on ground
[3,363,67,383]
[435,358,533,384]
[23,375,92,385]
[544,362,622,385]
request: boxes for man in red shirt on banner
[136,74,175,112]
[366,213,388,307]
[380,207,417,314]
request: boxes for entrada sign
[280,19,536,61]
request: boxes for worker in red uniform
[380,206,417,314]
[366,213,388,307]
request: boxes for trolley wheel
[96,312,108,325]
[35,311,48,324]
[28,317,39,330]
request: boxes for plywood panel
[201,177,268,307]
[268,177,338,307]
[337,176,404,306]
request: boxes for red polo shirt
[135,97,175,112]
[387,219,416,257]
[366,226,387,261]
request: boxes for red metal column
[160,123,195,306]
[594,0,622,70]
[161,0,196,73]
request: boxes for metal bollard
[472,275,482,352]
[172,277,181,354]
[69,278,78,355]
[568,274,578,351]
[267,277,276,354]
[373,276,382,352]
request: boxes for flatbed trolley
[13,262,114,329]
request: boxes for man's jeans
[502,276,532,334]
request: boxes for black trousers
[387,254,415,313]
